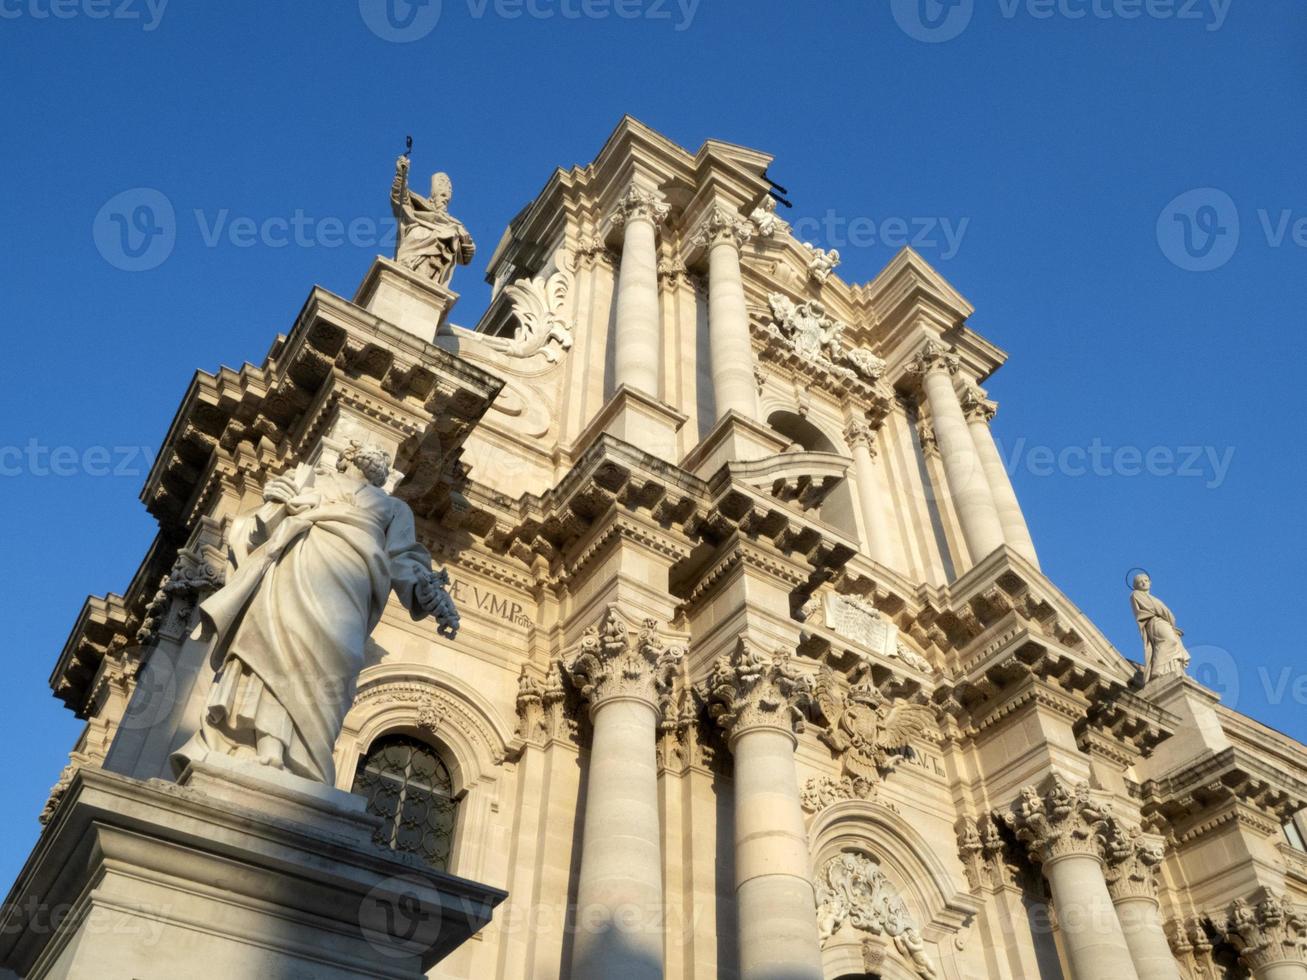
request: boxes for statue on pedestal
[173,442,459,785]
[1131,572,1191,684]
[391,155,475,286]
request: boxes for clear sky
[1,1,1303,888]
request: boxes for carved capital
[1003,778,1115,867]
[906,340,961,379]
[611,184,670,229]
[657,254,689,287]
[704,639,812,741]
[566,605,684,712]
[1102,823,1165,903]
[690,205,753,252]
[958,381,997,424]
[844,418,878,452]
[915,413,939,458]
[1211,893,1307,973]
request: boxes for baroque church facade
[5,117,1307,979]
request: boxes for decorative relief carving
[801,242,841,284]
[690,205,753,251]
[821,593,933,673]
[814,851,938,979]
[136,548,226,645]
[704,639,812,738]
[811,666,936,782]
[764,294,885,385]
[611,184,670,228]
[1210,893,1307,974]
[572,234,614,269]
[657,255,689,287]
[1003,778,1115,865]
[957,815,1030,892]
[750,195,791,238]
[958,381,997,424]
[907,340,961,379]
[566,605,684,711]
[800,774,899,815]
[1102,822,1165,902]
[490,247,574,363]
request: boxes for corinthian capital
[690,205,753,252]
[1211,893,1307,974]
[1002,778,1115,866]
[844,417,879,452]
[958,381,997,424]
[906,340,961,379]
[611,184,670,228]
[704,639,812,741]
[1102,823,1165,902]
[567,604,684,711]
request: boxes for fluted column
[705,641,823,980]
[569,606,683,980]
[1005,779,1141,980]
[612,185,670,398]
[1104,826,1182,980]
[694,206,759,421]
[845,418,895,568]
[960,381,1040,567]
[1214,893,1307,980]
[907,341,1005,563]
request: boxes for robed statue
[391,155,475,286]
[1131,572,1191,684]
[173,442,459,785]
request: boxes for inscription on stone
[447,578,532,628]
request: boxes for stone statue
[391,155,475,286]
[1131,572,1191,684]
[172,442,459,785]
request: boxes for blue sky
[0,1,1303,886]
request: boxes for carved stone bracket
[703,639,812,740]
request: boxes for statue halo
[1125,566,1151,590]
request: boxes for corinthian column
[1214,893,1307,980]
[907,341,1005,563]
[1103,825,1182,980]
[612,185,670,398]
[568,606,683,980]
[705,641,823,980]
[845,418,895,568]
[959,381,1040,567]
[693,206,759,421]
[1005,779,1141,980]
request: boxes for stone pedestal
[572,384,687,464]
[681,411,790,479]
[354,256,459,343]
[1135,674,1231,780]
[0,763,505,979]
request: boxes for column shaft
[573,697,664,980]
[614,216,662,397]
[1043,853,1141,980]
[1114,896,1182,980]
[706,239,759,421]
[967,414,1039,567]
[1254,964,1307,980]
[731,728,823,980]
[920,368,1005,561]
[850,437,894,568]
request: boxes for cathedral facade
[7,118,1307,979]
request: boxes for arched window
[351,734,458,871]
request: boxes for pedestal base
[570,385,687,463]
[681,411,790,479]
[1136,673,1231,780]
[354,256,459,344]
[0,766,506,979]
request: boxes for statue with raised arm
[391,154,475,286]
[1131,572,1191,684]
[172,441,459,785]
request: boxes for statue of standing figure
[391,155,475,286]
[172,441,459,785]
[1131,572,1191,684]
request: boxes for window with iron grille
[351,734,457,871]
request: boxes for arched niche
[334,661,514,882]
[765,407,860,540]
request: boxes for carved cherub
[812,666,936,780]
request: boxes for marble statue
[1131,572,1191,684]
[172,442,459,785]
[391,155,475,285]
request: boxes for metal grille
[352,735,457,871]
